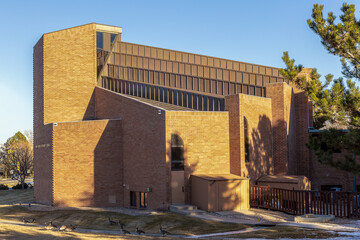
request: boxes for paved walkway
[186,227,265,239]
[191,208,360,233]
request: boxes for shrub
[0,184,9,190]
[11,183,28,189]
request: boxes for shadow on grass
[0,188,33,205]
[0,205,248,236]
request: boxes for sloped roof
[123,94,196,111]
[257,175,305,184]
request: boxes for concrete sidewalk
[190,208,360,233]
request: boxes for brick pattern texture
[310,152,360,191]
[43,24,97,124]
[238,95,273,181]
[225,94,273,182]
[266,83,296,175]
[225,95,241,175]
[34,37,54,205]
[294,90,311,177]
[52,119,122,207]
[166,111,230,204]
[95,87,168,210]
[34,24,360,210]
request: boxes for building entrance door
[171,171,184,203]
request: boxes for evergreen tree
[308,128,360,176]
[308,3,360,81]
[279,3,360,178]
[279,52,350,129]
[280,51,360,177]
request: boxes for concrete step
[170,204,206,216]
[170,204,198,211]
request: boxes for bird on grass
[22,217,36,224]
[159,225,171,236]
[136,226,145,235]
[108,217,117,225]
[60,224,76,232]
[119,222,130,234]
[22,217,29,224]
[118,221,126,229]
[120,227,130,235]
[45,221,57,230]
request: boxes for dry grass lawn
[0,189,247,239]
[0,223,179,240]
[0,189,347,239]
[0,189,33,205]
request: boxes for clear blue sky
[0,0,358,144]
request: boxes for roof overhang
[95,24,122,34]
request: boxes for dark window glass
[111,34,117,44]
[171,134,184,171]
[321,185,342,192]
[220,99,225,111]
[244,116,250,162]
[130,191,136,207]
[96,32,103,52]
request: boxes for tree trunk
[20,177,25,190]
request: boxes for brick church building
[33,23,358,210]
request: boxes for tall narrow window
[110,33,117,44]
[96,32,103,52]
[130,191,137,207]
[171,134,184,171]
[140,192,147,209]
[244,116,250,162]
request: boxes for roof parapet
[95,24,122,34]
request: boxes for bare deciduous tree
[7,139,33,189]
[0,130,33,189]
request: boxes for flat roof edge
[96,24,122,34]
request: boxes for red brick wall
[95,87,167,210]
[240,95,273,182]
[52,119,122,207]
[226,94,273,182]
[166,111,230,203]
[286,85,297,175]
[42,24,97,124]
[225,95,241,175]
[33,37,54,205]
[294,90,311,177]
[310,152,360,192]
[33,124,53,205]
[266,83,296,175]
